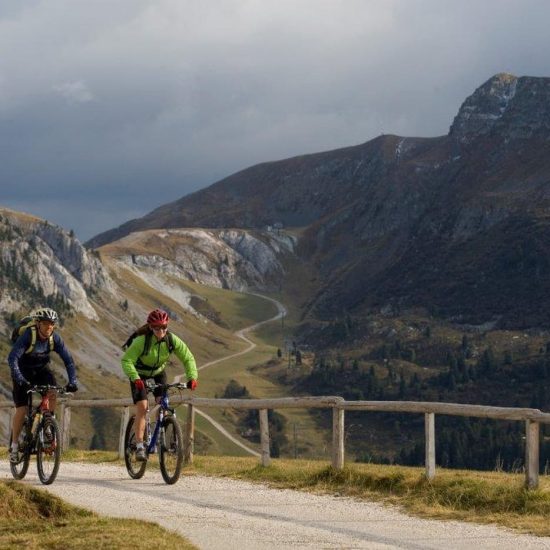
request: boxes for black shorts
[130,370,167,404]
[12,366,57,407]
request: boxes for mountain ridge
[86,73,550,329]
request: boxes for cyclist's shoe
[135,447,147,462]
[9,449,19,463]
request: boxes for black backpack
[11,315,55,354]
[122,324,175,357]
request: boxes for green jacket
[121,332,198,383]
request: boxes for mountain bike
[124,381,186,484]
[9,385,67,485]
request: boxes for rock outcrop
[0,208,115,320]
[450,73,550,144]
[103,228,294,292]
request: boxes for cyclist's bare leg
[135,399,148,443]
[11,406,28,445]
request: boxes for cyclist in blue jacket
[7,308,78,463]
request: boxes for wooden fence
[2,396,550,489]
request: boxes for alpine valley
[3,73,550,469]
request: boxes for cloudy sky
[1,0,549,241]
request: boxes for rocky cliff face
[101,228,295,293]
[0,208,115,321]
[0,205,293,335]
[449,73,518,144]
[450,73,550,145]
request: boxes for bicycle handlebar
[27,384,68,395]
[145,381,188,392]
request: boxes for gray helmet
[33,308,59,324]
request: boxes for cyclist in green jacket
[121,308,198,461]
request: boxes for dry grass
[0,480,197,549]
[181,280,279,330]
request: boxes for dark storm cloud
[1,0,550,240]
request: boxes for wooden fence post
[7,407,14,445]
[119,406,130,459]
[525,420,540,489]
[332,406,344,469]
[60,405,71,452]
[425,412,435,480]
[184,404,195,464]
[259,409,271,466]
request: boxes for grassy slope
[104,271,320,456]
[0,479,196,549]
[175,258,339,457]
[0,266,298,455]
[180,280,279,330]
[129,269,331,458]
[0,241,327,457]
[183,286,331,458]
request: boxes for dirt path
[175,292,286,456]
[2,461,549,549]
[193,292,286,373]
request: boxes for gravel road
[2,461,550,549]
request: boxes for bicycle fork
[145,409,164,455]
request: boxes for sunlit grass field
[181,280,279,330]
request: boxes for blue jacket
[8,328,77,385]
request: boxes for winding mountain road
[175,292,287,457]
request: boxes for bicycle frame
[32,389,50,418]
[145,392,173,455]
[124,381,186,484]
[25,386,57,449]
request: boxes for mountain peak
[449,73,550,145]
[449,73,518,143]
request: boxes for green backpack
[122,324,175,357]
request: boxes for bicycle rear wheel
[36,415,61,485]
[9,429,31,480]
[124,415,147,479]
[159,416,183,484]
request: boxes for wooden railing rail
[340,400,550,422]
[1,397,548,489]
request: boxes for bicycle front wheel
[36,415,61,485]
[124,415,147,479]
[159,416,183,484]
[9,429,31,480]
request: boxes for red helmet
[147,309,169,325]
